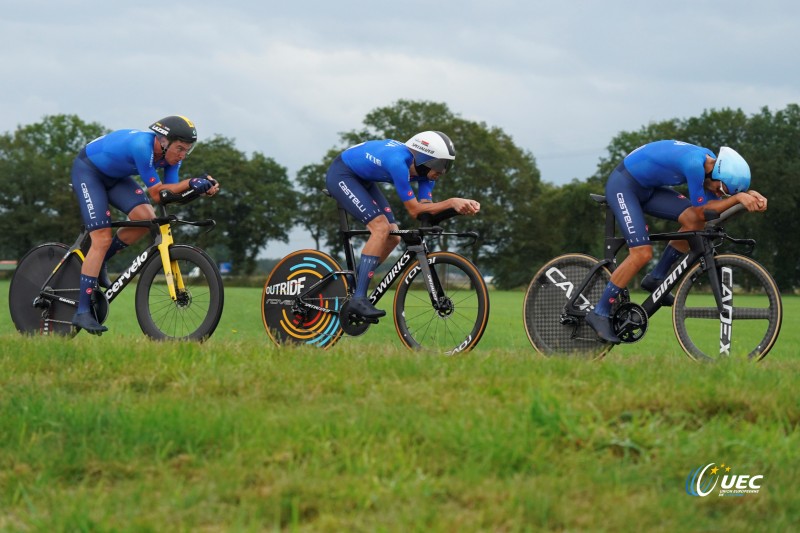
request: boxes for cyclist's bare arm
[689,190,768,221]
[403,197,480,218]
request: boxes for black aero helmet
[149,115,198,144]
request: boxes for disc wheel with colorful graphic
[261,249,348,349]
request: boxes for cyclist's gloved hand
[188,177,213,194]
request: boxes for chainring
[612,302,648,344]
[339,299,373,337]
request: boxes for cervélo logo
[685,462,763,497]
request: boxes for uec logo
[685,463,763,497]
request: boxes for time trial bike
[8,187,224,340]
[523,194,782,361]
[261,189,490,354]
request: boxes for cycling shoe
[347,296,386,319]
[585,312,621,344]
[72,311,108,335]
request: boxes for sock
[104,235,129,262]
[355,255,380,298]
[77,274,98,314]
[595,281,622,317]
[650,245,683,280]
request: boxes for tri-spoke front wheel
[673,254,782,361]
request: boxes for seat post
[322,188,358,272]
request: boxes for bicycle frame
[564,198,752,320]
[291,199,477,319]
[35,192,215,311]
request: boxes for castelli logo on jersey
[136,189,143,195]
[86,288,93,295]
[149,177,156,183]
[407,191,413,197]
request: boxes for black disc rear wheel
[523,253,616,358]
[9,244,83,336]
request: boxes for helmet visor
[425,158,453,174]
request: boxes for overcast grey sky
[2,1,799,254]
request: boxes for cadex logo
[685,462,763,497]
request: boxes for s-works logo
[685,462,763,497]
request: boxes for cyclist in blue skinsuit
[70,115,220,334]
[585,140,769,344]
[326,131,481,319]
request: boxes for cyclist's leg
[110,180,153,244]
[364,183,401,262]
[325,160,391,318]
[99,178,153,286]
[70,154,114,333]
[587,166,653,343]
[639,190,694,293]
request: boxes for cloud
[1,0,799,189]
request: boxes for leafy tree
[299,99,544,286]
[593,106,797,291]
[295,149,342,251]
[179,136,297,274]
[0,114,108,259]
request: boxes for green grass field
[0,280,798,530]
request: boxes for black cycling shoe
[585,311,621,344]
[98,263,112,290]
[72,311,108,335]
[347,296,386,319]
[641,273,674,307]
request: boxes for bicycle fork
[155,223,184,301]
[405,244,451,314]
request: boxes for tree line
[0,101,797,291]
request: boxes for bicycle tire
[523,253,614,358]
[135,244,224,341]
[9,243,84,336]
[673,254,782,362]
[393,251,489,354]
[261,249,347,349]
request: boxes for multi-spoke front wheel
[673,254,782,362]
[135,245,224,341]
[393,252,489,354]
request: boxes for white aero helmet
[405,131,456,174]
[713,146,751,194]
